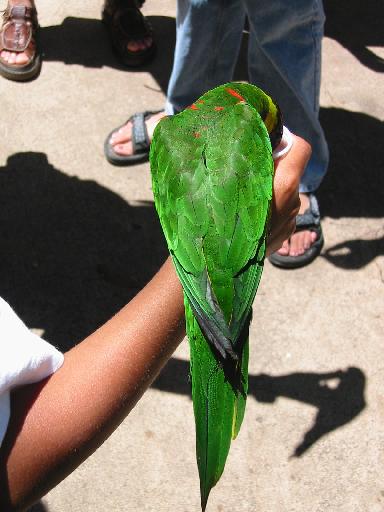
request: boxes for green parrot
[150,82,282,510]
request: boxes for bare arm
[0,258,184,512]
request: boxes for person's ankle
[298,192,310,213]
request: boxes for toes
[302,230,317,251]
[277,239,290,255]
[288,231,306,256]
[0,44,34,65]
[15,52,29,65]
[274,226,319,260]
[110,122,133,145]
[127,37,153,52]
[8,52,17,65]
[288,230,317,256]
[127,40,141,52]
[302,231,314,251]
[109,112,166,154]
[113,141,134,157]
[0,50,8,62]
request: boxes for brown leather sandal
[102,0,155,67]
[0,3,41,81]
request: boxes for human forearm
[0,257,184,511]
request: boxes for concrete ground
[1,1,383,511]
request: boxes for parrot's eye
[269,107,283,151]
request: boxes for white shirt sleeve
[0,297,64,447]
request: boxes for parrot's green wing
[151,102,272,345]
[150,84,275,510]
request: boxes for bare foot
[109,111,166,157]
[276,193,317,257]
[0,0,36,67]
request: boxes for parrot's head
[185,82,283,152]
[192,83,283,152]
[264,103,283,152]
[225,83,283,152]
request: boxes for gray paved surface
[1,1,383,511]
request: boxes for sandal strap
[295,194,321,230]
[103,0,145,13]
[119,8,151,40]
[103,0,153,43]
[0,5,38,53]
[131,112,150,154]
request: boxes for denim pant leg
[165,0,246,115]
[244,0,329,193]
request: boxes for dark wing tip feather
[189,300,238,361]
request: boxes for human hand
[266,135,312,256]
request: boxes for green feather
[150,82,281,510]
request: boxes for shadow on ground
[318,108,384,269]
[0,152,167,352]
[27,502,48,512]
[40,16,177,93]
[154,358,366,457]
[324,0,384,72]
[319,108,384,220]
[40,14,249,93]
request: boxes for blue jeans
[165,0,329,193]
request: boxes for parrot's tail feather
[201,492,209,512]
[187,301,250,511]
[190,300,238,361]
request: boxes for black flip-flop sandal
[269,194,324,269]
[104,110,162,166]
[102,0,155,68]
